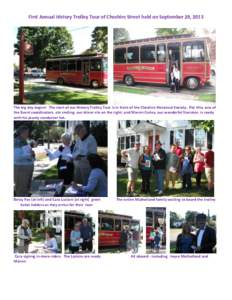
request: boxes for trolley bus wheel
[124,75,134,86]
[186,77,199,90]
[91,80,99,88]
[57,77,64,85]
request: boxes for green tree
[90,121,107,147]
[156,28,195,36]
[14,27,74,68]
[185,211,198,225]
[91,27,108,53]
[114,28,130,43]
[170,211,181,227]
[190,120,214,134]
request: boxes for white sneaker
[158,190,163,195]
[154,189,159,193]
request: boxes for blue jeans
[154,169,165,192]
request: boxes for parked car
[31,69,45,78]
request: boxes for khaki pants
[73,158,91,185]
[14,164,34,196]
[165,170,177,188]
[17,244,29,253]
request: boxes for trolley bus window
[114,48,126,63]
[183,41,205,62]
[157,44,166,62]
[47,61,60,71]
[115,219,122,231]
[127,46,139,63]
[67,60,76,71]
[61,61,68,71]
[140,45,156,62]
[146,211,153,226]
[122,220,130,228]
[76,60,81,71]
[101,218,114,230]
[102,58,108,71]
[90,59,102,71]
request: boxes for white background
[0,0,231,299]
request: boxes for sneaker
[158,190,163,195]
[154,189,159,193]
[131,192,139,197]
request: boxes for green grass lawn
[14,90,107,105]
[114,85,156,95]
[197,93,216,102]
[117,173,214,197]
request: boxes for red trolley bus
[65,211,93,244]
[46,54,108,88]
[114,34,211,90]
[146,207,166,245]
[98,211,140,247]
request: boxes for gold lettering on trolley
[127,66,155,71]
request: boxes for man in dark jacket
[80,218,94,252]
[196,213,216,253]
[152,141,166,195]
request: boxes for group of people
[14,124,107,197]
[121,141,214,196]
[175,213,216,253]
[119,226,140,254]
[148,226,164,253]
[16,219,59,254]
[69,218,94,253]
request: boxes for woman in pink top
[193,147,205,188]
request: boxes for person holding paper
[69,223,82,253]
[139,146,152,194]
[77,154,107,197]
[193,147,205,188]
[165,144,179,190]
[47,132,75,185]
[14,126,35,196]
[121,142,141,197]
[43,230,58,254]
[72,124,97,185]
[16,219,32,253]
[152,141,166,195]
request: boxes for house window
[175,129,184,147]
[195,129,206,148]
[126,120,131,128]
[146,211,153,226]
[170,131,174,145]
[120,137,125,150]
[185,129,194,147]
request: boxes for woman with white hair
[72,124,97,185]
[16,219,32,253]
[46,132,75,185]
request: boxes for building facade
[117,120,214,153]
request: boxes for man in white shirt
[72,124,97,185]
[121,142,140,196]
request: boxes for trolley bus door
[82,60,90,85]
[167,43,181,83]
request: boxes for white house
[39,210,62,234]
[117,120,214,153]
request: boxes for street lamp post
[19,31,25,104]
